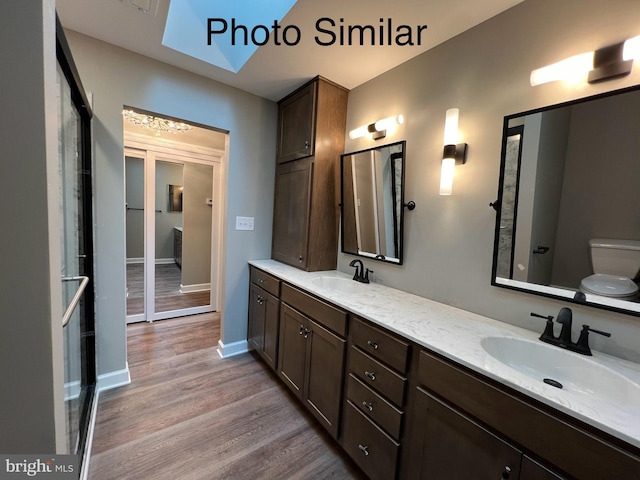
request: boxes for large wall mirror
[341,141,407,264]
[492,85,640,316]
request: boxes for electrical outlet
[235,216,255,231]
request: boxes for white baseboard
[216,339,249,358]
[180,282,211,293]
[64,380,81,401]
[156,258,175,265]
[126,257,144,264]
[97,364,131,392]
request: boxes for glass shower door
[57,58,96,461]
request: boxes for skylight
[162,0,298,73]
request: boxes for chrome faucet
[349,259,373,284]
[531,307,611,356]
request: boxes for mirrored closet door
[124,138,221,323]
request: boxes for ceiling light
[122,110,192,136]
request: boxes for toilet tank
[590,238,640,279]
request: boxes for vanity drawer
[347,373,403,440]
[351,316,409,373]
[281,283,347,336]
[349,346,406,407]
[342,400,400,480]
[250,267,280,297]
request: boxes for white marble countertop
[249,259,640,449]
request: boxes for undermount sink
[309,276,369,294]
[481,336,640,406]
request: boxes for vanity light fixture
[439,108,468,196]
[349,114,404,140]
[530,34,640,87]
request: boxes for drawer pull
[501,466,512,480]
[362,401,373,412]
[365,371,376,381]
[358,444,369,456]
[367,340,379,350]
[257,278,264,284]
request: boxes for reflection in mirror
[341,141,406,264]
[492,85,640,316]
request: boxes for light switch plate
[235,216,254,231]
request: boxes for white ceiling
[57,0,522,101]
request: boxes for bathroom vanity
[247,260,640,480]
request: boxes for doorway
[123,115,225,323]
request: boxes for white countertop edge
[248,259,640,449]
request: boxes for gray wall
[155,161,184,260]
[64,31,277,377]
[125,156,145,259]
[0,0,65,452]
[339,0,640,362]
[553,92,640,287]
[182,163,214,287]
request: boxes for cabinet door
[272,158,313,269]
[248,283,265,352]
[304,318,346,439]
[412,389,522,480]
[262,290,280,370]
[521,456,566,480]
[277,304,308,400]
[277,82,316,163]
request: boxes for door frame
[124,132,224,323]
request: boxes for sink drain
[543,378,563,389]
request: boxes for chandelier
[122,109,192,135]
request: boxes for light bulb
[439,157,456,195]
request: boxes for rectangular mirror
[168,184,183,212]
[492,85,640,317]
[341,141,406,264]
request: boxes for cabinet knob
[367,340,379,350]
[304,140,310,149]
[299,325,305,335]
[362,401,373,412]
[257,278,264,283]
[501,466,512,479]
[257,295,264,305]
[298,255,303,263]
[365,371,376,381]
[358,444,369,456]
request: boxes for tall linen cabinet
[271,76,348,271]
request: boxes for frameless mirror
[341,141,407,264]
[492,85,640,316]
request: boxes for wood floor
[126,263,210,315]
[88,313,366,480]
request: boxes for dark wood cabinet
[277,82,316,163]
[277,284,347,439]
[272,158,312,269]
[410,389,522,480]
[408,350,640,480]
[521,457,565,480]
[342,316,410,480]
[248,267,640,480]
[247,267,280,370]
[271,76,348,272]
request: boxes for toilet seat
[580,273,639,299]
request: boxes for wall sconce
[530,34,640,86]
[439,108,468,196]
[349,114,404,140]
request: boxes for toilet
[579,239,640,300]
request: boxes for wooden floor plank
[89,313,365,480]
